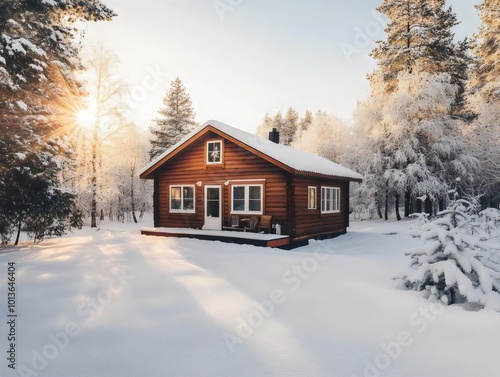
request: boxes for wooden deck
[141,227,290,248]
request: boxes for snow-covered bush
[402,197,500,310]
[478,208,500,242]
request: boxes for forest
[0,0,498,245]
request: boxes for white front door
[203,185,222,230]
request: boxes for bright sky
[82,0,481,133]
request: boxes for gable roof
[140,120,363,181]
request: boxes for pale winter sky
[82,0,481,134]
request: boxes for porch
[141,227,290,248]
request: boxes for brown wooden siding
[292,176,349,240]
[155,132,287,230]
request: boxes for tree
[113,123,152,224]
[293,110,350,164]
[468,0,500,106]
[0,151,76,244]
[300,110,313,132]
[255,108,301,145]
[371,0,467,100]
[73,44,129,228]
[255,113,273,138]
[281,107,299,146]
[466,0,500,207]
[402,193,500,310]
[0,0,115,243]
[352,71,478,220]
[149,77,197,160]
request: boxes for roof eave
[294,170,363,182]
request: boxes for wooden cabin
[139,120,362,247]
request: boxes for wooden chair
[257,215,272,233]
[245,216,259,232]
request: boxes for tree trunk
[130,166,138,223]
[438,198,445,212]
[14,214,22,246]
[395,193,401,221]
[425,197,432,216]
[90,135,97,228]
[384,184,389,221]
[376,193,383,219]
[404,189,411,217]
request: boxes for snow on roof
[140,120,363,181]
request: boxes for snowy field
[1,218,500,377]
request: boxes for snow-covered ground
[1,218,500,377]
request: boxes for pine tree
[352,71,478,219]
[255,113,273,138]
[402,193,500,310]
[0,0,115,243]
[468,0,500,106]
[371,0,465,96]
[272,111,285,138]
[281,107,299,146]
[294,110,349,163]
[300,110,313,131]
[357,0,478,219]
[149,77,197,160]
[255,109,300,145]
[467,0,500,207]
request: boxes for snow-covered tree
[281,107,299,146]
[149,77,197,160]
[402,194,500,310]
[293,110,350,164]
[371,0,469,107]
[466,0,500,207]
[73,44,128,228]
[112,123,152,223]
[468,0,500,107]
[255,108,302,145]
[300,110,313,132]
[255,113,273,138]
[0,0,115,244]
[352,71,478,219]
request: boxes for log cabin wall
[292,176,350,241]
[155,131,288,230]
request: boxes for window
[308,187,317,209]
[231,185,263,214]
[170,185,195,213]
[321,187,340,213]
[207,140,222,164]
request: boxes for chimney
[268,128,280,144]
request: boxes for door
[203,185,222,230]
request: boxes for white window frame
[170,185,196,213]
[308,186,317,210]
[206,140,223,165]
[321,186,340,214]
[231,184,263,215]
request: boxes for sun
[76,109,96,129]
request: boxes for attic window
[207,140,223,164]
